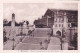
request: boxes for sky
[3,3,78,25]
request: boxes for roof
[48,8,78,12]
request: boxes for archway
[56,31,61,36]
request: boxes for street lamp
[20,22,23,42]
[11,28,15,50]
[12,36,15,50]
[61,28,64,50]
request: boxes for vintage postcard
[0,0,79,53]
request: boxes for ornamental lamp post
[61,28,63,50]
[11,28,15,50]
[12,36,15,50]
[20,22,23,42]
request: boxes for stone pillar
[63,12,69,43]
[62,38,68,50]
[10,13,16,39]
[11,13,15,28]
[63,13,68,28]
[53,25,55,36]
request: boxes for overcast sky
[3,3,78,24]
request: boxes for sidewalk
[47,37,61,50]
[3,36,22,50]
[4,40,13,50]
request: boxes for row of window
[55,18,64,22]
[55,23,77,28]
[54,16,77,23]
[55,23,71,27]
[55,24,63,27]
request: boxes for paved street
[4,40,13,50]
[3,36,22,50]
[47,37,61,50]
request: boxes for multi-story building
[34,9,78,46]
[34,10,54,28]
[50,9,78,44]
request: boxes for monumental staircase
[15,28,62,50]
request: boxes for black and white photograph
[3,3,78,50]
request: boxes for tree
[3,30,7,42]
[3,19,8,24]
[73,33,78,50]
[34,20,39,25]
[3,19,8,27]
[19,22,23,27]
[26,21,29,25]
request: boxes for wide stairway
[15,28,62,50]
[15,28,51,50]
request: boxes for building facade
[34,9,78,46]
[3,13,29,40]
[51,9,78,44]
[34,9,54,28]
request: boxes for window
[62,18,64,22]
[59,18,64,23]
[62,24,63,27]
[71,23,77,27]
[59,18,60,22]
[55,18,57,22]
[68,15,77,22]
[55,24,57,27]
[68,24,70,27]
[59,24,60,27]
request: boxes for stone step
[49,37,61,45]
[47,45,61,50]
[22,37,48,44]
[15,43,41,50]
